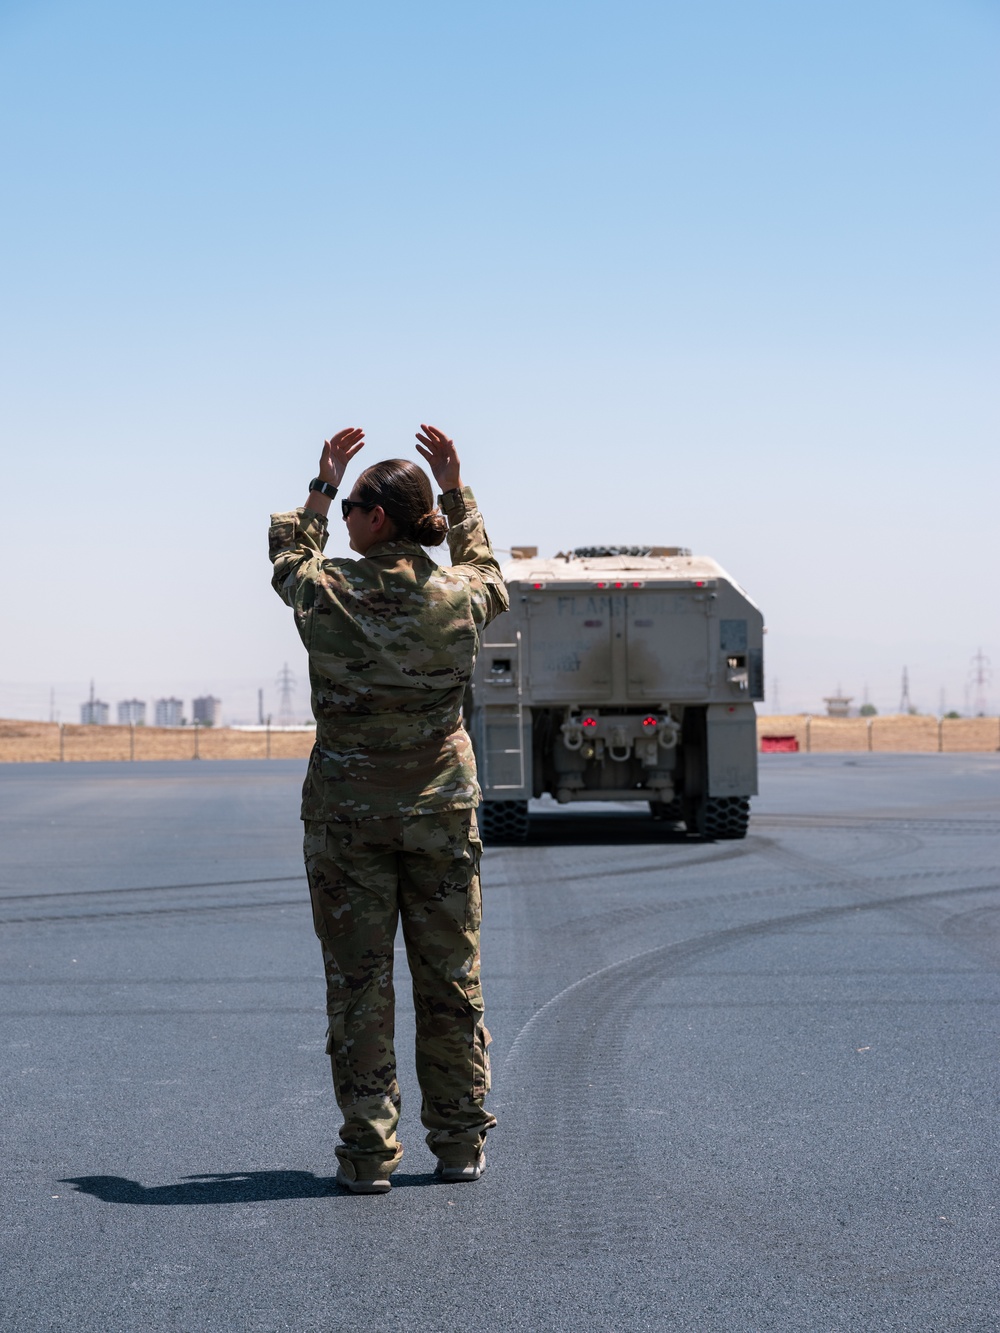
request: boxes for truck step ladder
[481,631,526,793]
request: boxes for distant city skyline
[4,671,310,728]
[0,650,994,727]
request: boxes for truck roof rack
[570,545,692,558]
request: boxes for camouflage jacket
[269,486,509,820]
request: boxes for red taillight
[632,581,641,587]
[596,581,607,588]
[695,580,705,587]
[582,717,597,728]
[614,581,624,588]
[533,582,543,589]
[642,716,658,728]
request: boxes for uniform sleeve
[440,486,510,628]
[268,507,330,609]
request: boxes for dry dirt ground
[0,721,315,763]
[756,713,1000,754]
[1,715,997,762]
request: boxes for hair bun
[355,459,446,545]
[414,510,448,547]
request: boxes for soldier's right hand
[320,427,365,487]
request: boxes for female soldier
[268,424,508,1194]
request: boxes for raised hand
[415,424,462,492]
[319,427,365,487]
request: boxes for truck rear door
[625,587,712,700]
[525,589,614,702]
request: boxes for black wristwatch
[309,477,339,499]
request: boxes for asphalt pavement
[1,754,998,1332]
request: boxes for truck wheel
[480,800,530,845]
[703,796,750,840]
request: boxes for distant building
[155,697,184,727]
[80,697,109,725]
[117,699,146,726]
[823,692,853,718]
[192,696,221,727]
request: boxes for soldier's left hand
[415,424,462,492]
[320,427,365,487]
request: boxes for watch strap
[309,477,339,499]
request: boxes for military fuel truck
[467,545,764,842]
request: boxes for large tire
[703,796,750,840]
[480,799,530,845]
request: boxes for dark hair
[355,459,448,547]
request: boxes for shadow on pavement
[504,812,692,847]
[60,1169,437,1204]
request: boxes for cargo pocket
[464,874,483,935]
[465,811,483,933]
[325,1013,349,1103]
[472,1021,492,1098]
[302,823,329,940]
[302,821,328,865]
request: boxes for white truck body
[468,547,764,841]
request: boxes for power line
[899,666,911,715]
[968,647,992,717]
[276,663,296,726]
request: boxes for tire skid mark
[0,975,316,986]
[498,878,1000,1254]
[755,815,1000,835]
[757,837,904,888]
[939,903,1000,966]
[0,897,304,926]
[536,840,760,886]
[3,1006,322,1018]
[537,866,1000,948]
[0,873,304,904]
[503,879,1000,1076]
[758,821,926,869]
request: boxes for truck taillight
[642,716,658,729]
[582,717,597,728]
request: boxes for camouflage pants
[303,808,494,1176]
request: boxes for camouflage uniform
[268,486,508,1180]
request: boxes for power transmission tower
[899,667,912,715]
[276,663,296,726]
[968,648,992,717]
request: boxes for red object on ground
[761,735,800,753]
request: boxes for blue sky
[2,0,997,721]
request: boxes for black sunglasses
[341,498,375,520]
